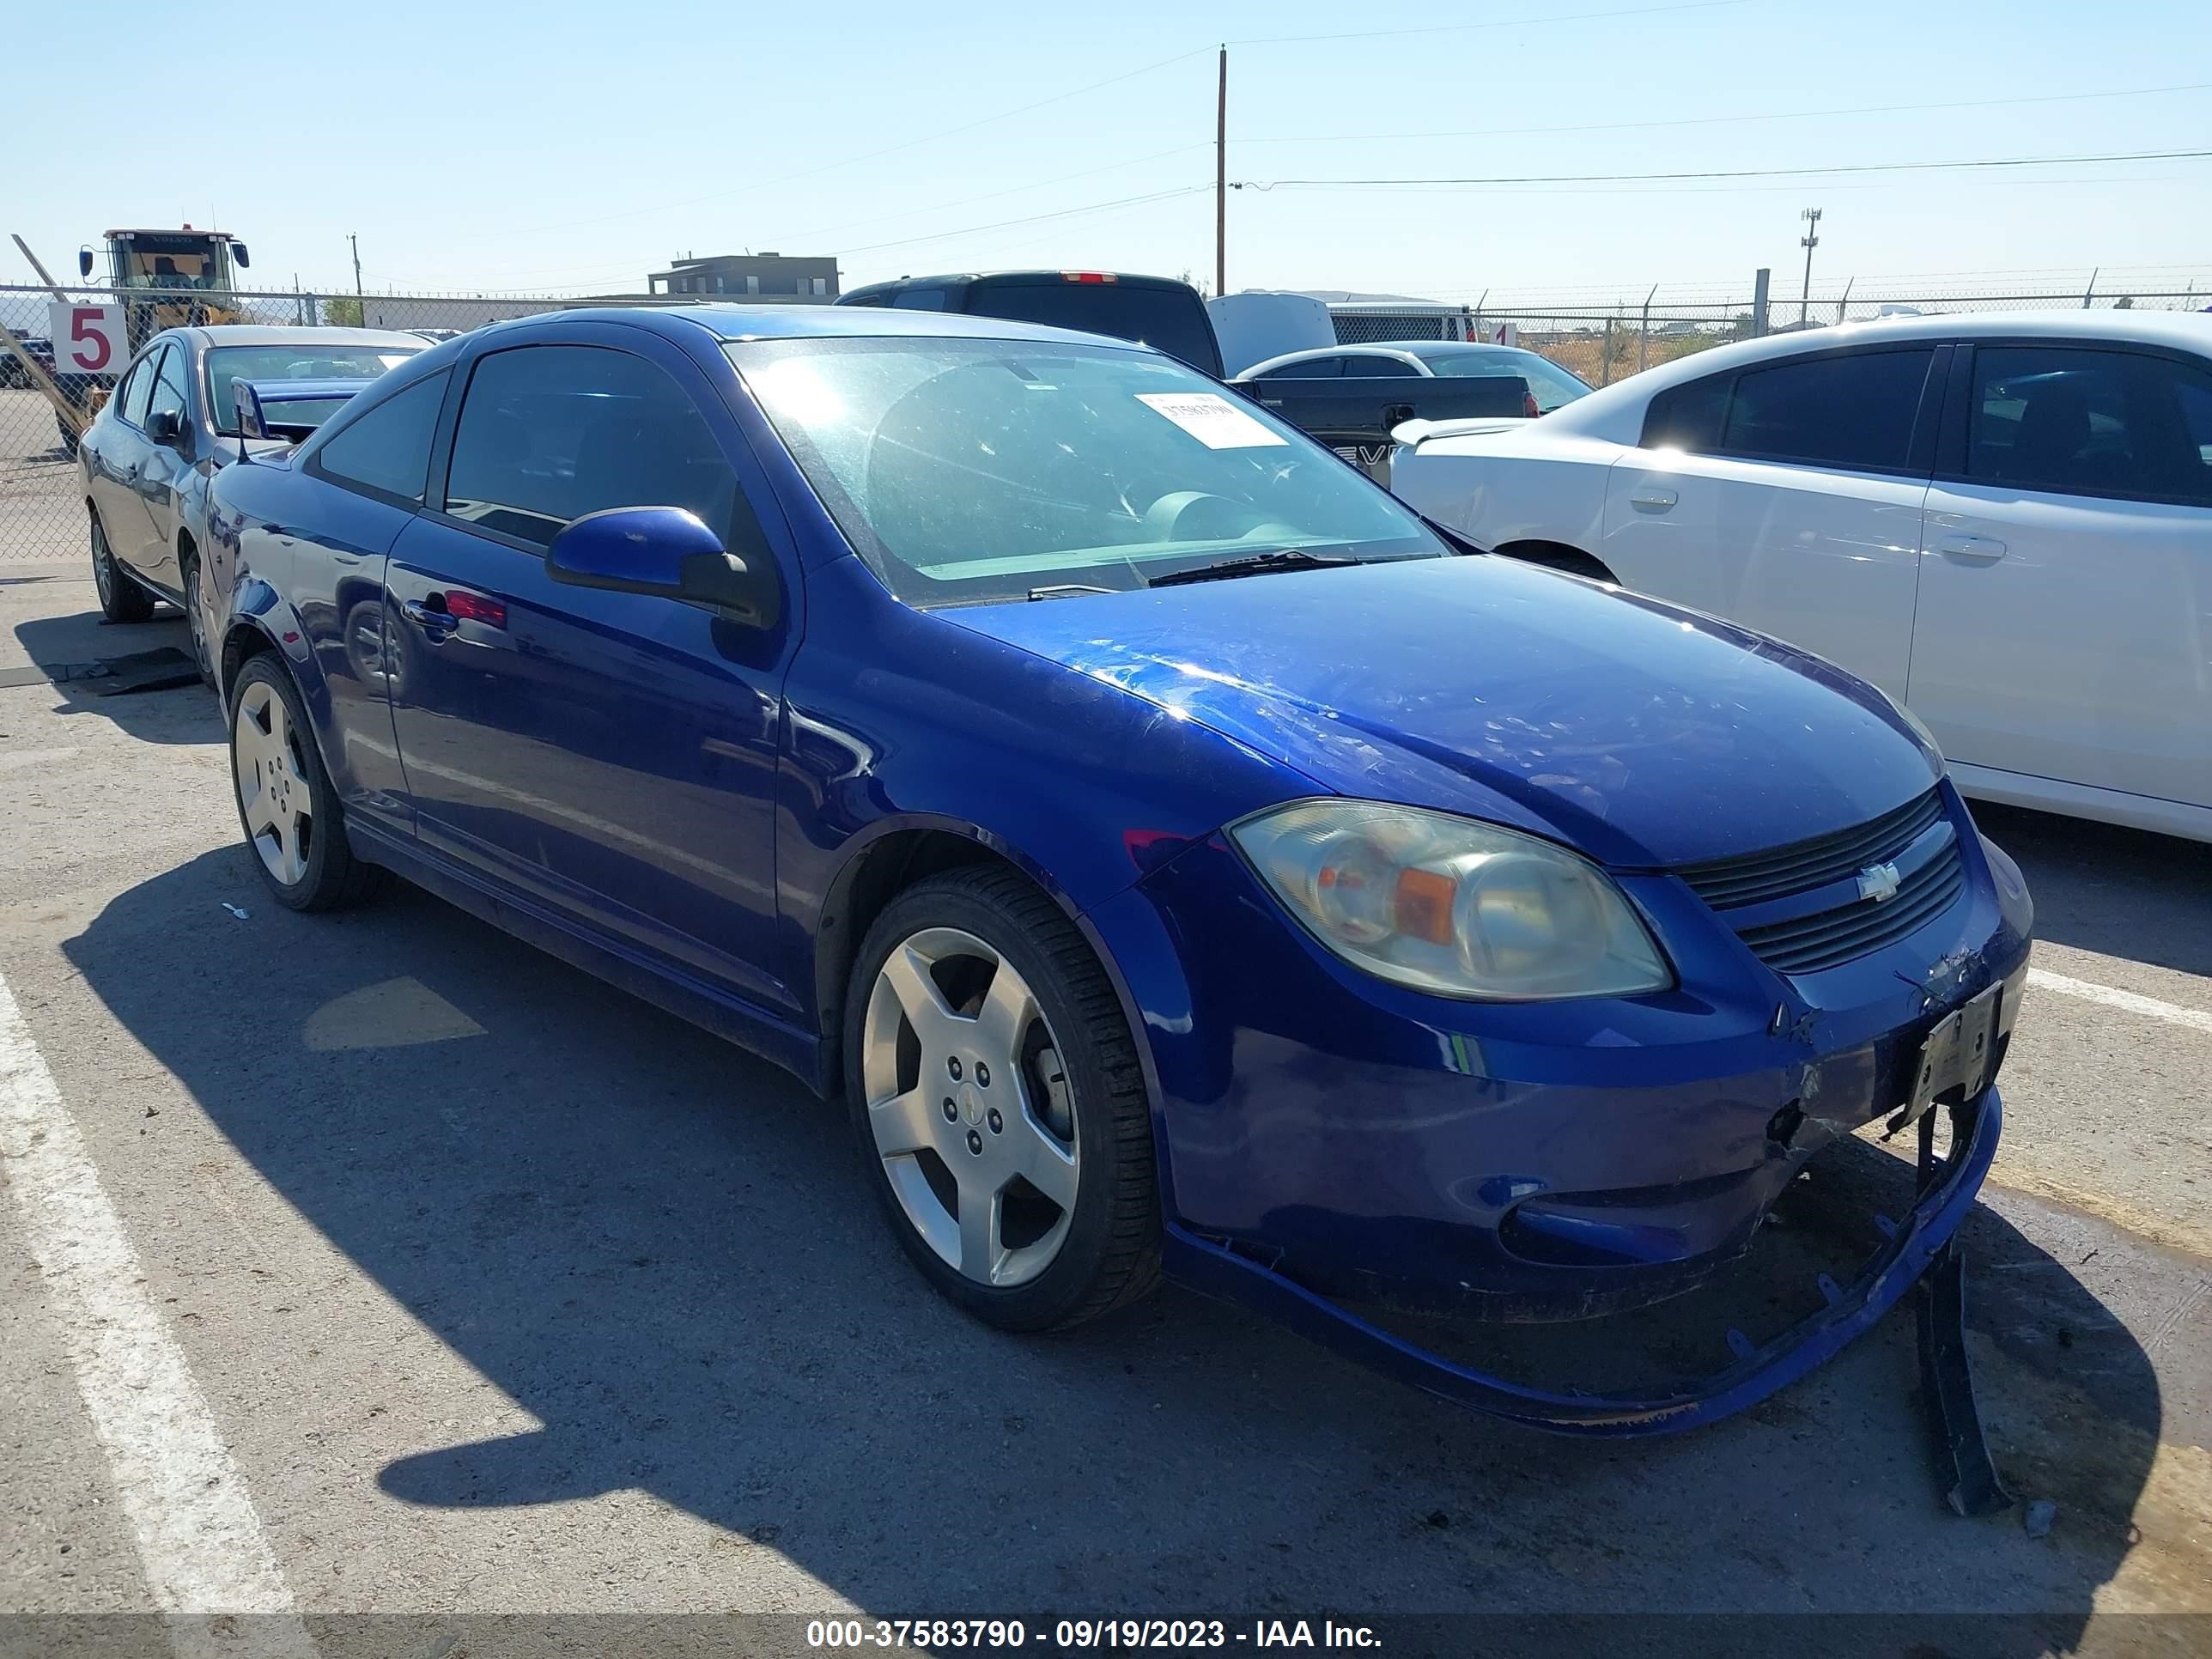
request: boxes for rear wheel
[180,551,214,687]
[846,866,1159,1332]
[91,513,155,623]
[228,657,384,911]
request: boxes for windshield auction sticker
[1136,392,1289,449]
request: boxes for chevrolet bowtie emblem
[1856,860,1903,903]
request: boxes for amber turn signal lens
[1394,866,1457,945]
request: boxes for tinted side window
[445,346,739,549]
[1722,349,1933,471]
[1351,356,1422,379]
[1255,357,1343,380]
[314,371,451,503]
[148,347,191,428]
[122,347,162,426]
[889,288,947,311]
[1966,346,2212,505]
[964,280,1222,375]
[1641,371,1729,451]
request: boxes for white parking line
[2028,966,2212,1036]
[0,970,314,1657]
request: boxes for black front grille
[1677,788,1966,975]
[1677,789,1944,909]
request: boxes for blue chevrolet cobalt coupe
[204,306,2033,1434]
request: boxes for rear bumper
[1162,1085,2002,1435]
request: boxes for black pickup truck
[1230,371,1528,481]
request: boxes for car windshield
[207,344,419,434]
[732,337,1448,606]
[1429,349,1593,413]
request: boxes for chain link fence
[1328,280,2212,392]
[0,284,579,563]
[7,276,2209,564]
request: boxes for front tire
[227,656,384,911]
[91,513,155,623]
[845,865,1159,1332]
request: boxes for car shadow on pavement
[9,610,217,747]
[61,848,2172,1639]
[1973,802,2211,980]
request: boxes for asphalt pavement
[1,567,2206,1656]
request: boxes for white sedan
[1390,311,2212,842]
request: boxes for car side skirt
[1948,760,2212,845]
[349,821,826,1093]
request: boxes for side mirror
[145,409,184,445]
[232,380,270,440]
[546,507,780,629]
[78,247,94,279]
[230,242,251,270]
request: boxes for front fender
[221,579,343,780]
[775,557,1316,1088]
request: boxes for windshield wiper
[1146,550,1359,588]
[1027,583,1118,601]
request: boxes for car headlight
[1229,800,1673,1001]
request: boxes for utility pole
[1798,208,1821,327]
[349,234,364,307]
[1214,46,1227,300]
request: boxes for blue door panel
[220,464,418,829]
[383,515,790,1011]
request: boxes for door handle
[1629,486,1678,512]
[1936,534,2006,560]
[400,595,459,637]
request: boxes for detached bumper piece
[1917,1106,2012,1517]
[1165,1088,2005,1474]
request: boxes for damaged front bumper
[1164,1085,2002,1442]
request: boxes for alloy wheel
[233,678,313,886]
[185,567,210,678]
[92,520,112,605]
[860,926,1079,1288]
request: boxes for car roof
[844,270,1198,294]
[1396,339,1528,359]
[179,325,428,350]
[1533,307,2212,440]
[519,302,1163,354]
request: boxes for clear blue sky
[9,0,2209,303]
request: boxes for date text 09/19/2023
[805,1618,1382,1649]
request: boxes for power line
[1236,80,2212,147]
[503,1,1770,244]
[514,46,1213,237]
[1229,0,1747,46]
[1236,147,2212,191]
[769,144,1211,246]
[835,185,1212,258]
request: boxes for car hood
[943,556,1938,869]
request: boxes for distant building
[648,252,839,301]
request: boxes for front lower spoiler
[1164,1086,2005,1459]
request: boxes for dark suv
[837,270,1223,377]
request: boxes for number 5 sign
[50,302,125,375]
